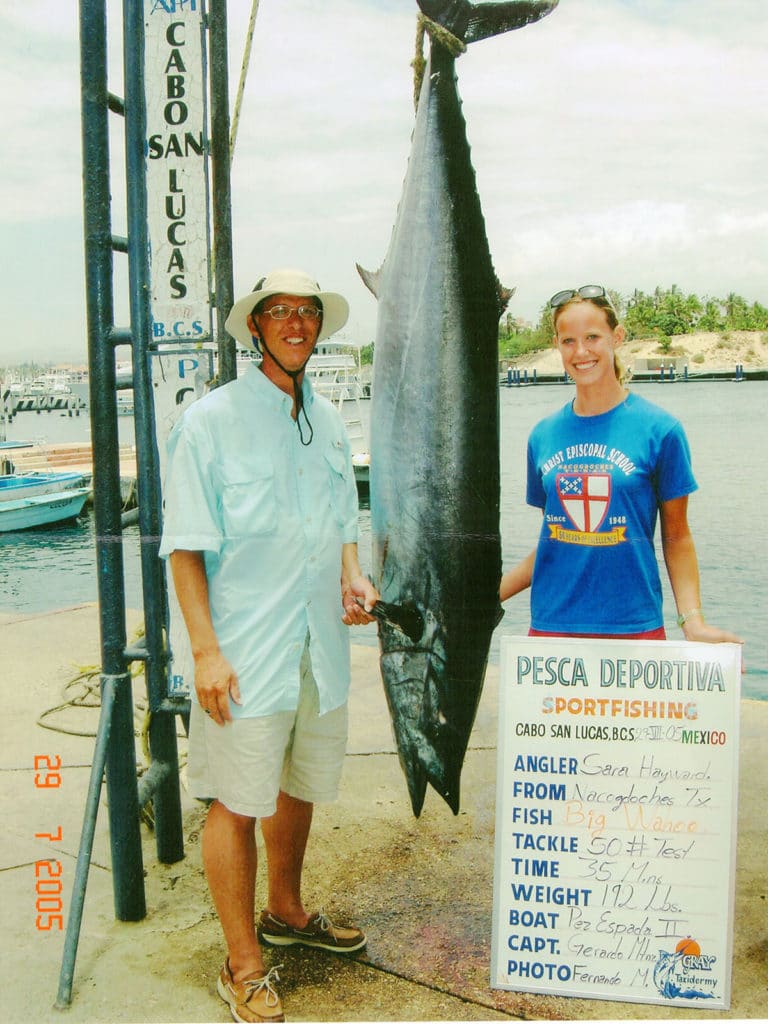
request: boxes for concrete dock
[8,441,137,481]
[2,603,766,1023]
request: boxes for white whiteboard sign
[144,0,212,343]
[491,636,741,1010]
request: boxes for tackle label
[491,637,740,1010]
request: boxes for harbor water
[1,381,765,700]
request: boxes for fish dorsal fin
[356,263,382,299]
[417,0,558,45]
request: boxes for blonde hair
[552,295,630,384]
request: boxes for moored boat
[305,342,370,485]
[0,441,91,531]
[0,486,91,532]
[0,470,87,501]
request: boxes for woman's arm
[659,496,742,645]
[500,548,536,603]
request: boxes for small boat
[0,486,91,532]
[0,470,88,501]
[0,442,91,532]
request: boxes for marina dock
[2,603,765,1023]
[7,441,136,479]
[499,365,768,387]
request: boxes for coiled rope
[36,625,188,828]
[412,13,466,109]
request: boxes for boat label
[144,0,212,342]
[491,636,741,1009]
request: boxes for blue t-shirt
[526,393,697,634]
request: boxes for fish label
[491,636,741,1009]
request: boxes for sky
[2,0,767,365]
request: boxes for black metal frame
[57,0,235,1007]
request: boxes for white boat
[2,371,88,414]
[0,470,87,500]
[305,342,370,484]
[0,486,91,532]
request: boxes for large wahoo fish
[359,0,558,816]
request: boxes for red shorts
[528,626,667,641]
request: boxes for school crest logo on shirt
[556,472,611,533]
[548,471,626,546]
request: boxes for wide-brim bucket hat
[225,268,350,351]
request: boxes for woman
[500,285,741,647]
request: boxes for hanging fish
[358,0,558,815]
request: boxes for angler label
[491,637,741,1010]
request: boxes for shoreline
[504,329,768,377]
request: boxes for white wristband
[677,607,703,628]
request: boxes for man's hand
[342,574,379,626]
[194,650,241,725]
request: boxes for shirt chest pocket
[323,444,350,528]
[219,458,277,537]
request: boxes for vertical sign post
[150,349,215,698]
[492,636,741,1010]
[144,0,212,344]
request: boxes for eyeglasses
[258,303,322,321]
[549,285,609,309]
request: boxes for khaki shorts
[186,641,348,818]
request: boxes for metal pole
[209,0,237,384]
[121,0,184,865]
[55,677,119,1008]
[79,0,146,923]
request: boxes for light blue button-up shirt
[159,364,360,718]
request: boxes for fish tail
[417,0,558,45]
[402,748,461,816]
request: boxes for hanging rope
[411,18,427,110]
[412,13,467,110]
[229,0,261,162]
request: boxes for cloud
[0,0,765,363]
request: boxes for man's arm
[340,542,378,625]
[169,549,241,725]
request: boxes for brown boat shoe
[217,960,284,1023]
[258,909,367,954]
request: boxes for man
[159,268,378,1023]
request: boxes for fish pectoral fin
[356,263,382,299]
[368,599,425,644]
